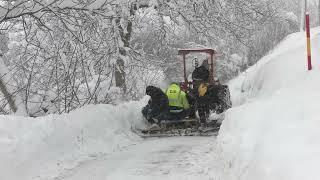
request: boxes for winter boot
[148,123,161,131]
[198,122,207,131]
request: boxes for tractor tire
[203,84,232,114]
[216,85,232,113]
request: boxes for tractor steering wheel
[192,58,199,68]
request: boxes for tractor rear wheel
[216,85,232,113]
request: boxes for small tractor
[178,48,232,115]
[137,48,232,137]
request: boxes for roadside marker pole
[306,13,312,70]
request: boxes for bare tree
[0,65,17,113]
[0,32,28,115]
[0,0,298,116]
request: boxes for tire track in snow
[55,137,221,180]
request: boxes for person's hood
[146,86,158,96]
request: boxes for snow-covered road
[57,137,220,180]
[3,29,320,180]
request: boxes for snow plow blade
[135,131,219,138]
[133,119,221,138]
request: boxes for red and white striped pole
[306,13,312,70]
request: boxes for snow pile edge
[0,97,148,180]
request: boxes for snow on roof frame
[178,48,216,55]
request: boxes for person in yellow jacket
[165,83,190,120]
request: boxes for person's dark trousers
[153,109,169,123]
[142,104,169,123]
[186,92,196,119]
[197,96,210,124]
[142,104,157,123]
[167,109,190,121]
[197,104,209,124]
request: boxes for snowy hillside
[217,29,320,180]
[1,29,320,180]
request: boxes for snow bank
[228,30,307,106]
[217,28,320,180]
[0,97,148,180]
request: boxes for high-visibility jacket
[165,84,190,112]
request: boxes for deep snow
[0,97,148,180]
[217,29,320,180]
[1,29,320,180]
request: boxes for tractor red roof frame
[178,49,216,56]
[178,48,216,87]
